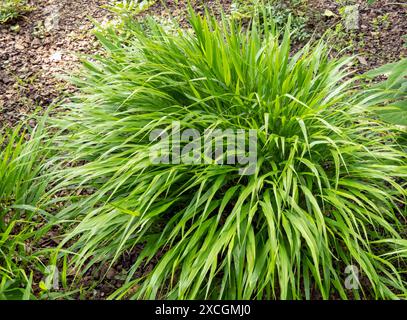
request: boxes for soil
[307,0,407,73]
[0,0,111,128]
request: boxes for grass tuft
[45,10,407,299]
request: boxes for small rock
[1,77,12,84]
[50,51,62,62]
[32,38,41,48]
[15,42,25,50]
[44,6,60,32]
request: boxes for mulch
[307,0,407,73]
[0,0,110,128]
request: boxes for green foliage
[45,10,407,300]
[104,0,156,16]
[0,0,34,24]
[372,13,391,31]
[0,120,50,300]
[326,22,356,53]
[231,0,310,42]
[362,59,407,127]
[98,0,179,42]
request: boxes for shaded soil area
[308,0,406,72]
[0,0,110,128]
[143,0,233,24]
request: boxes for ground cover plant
[0,0,34,24]
[231,0,311,42]
[40,9,407,299]
[0,119,51,299]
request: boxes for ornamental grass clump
[47,11,407,299]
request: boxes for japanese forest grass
[45,12,407,299]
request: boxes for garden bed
[0,0,406,300]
